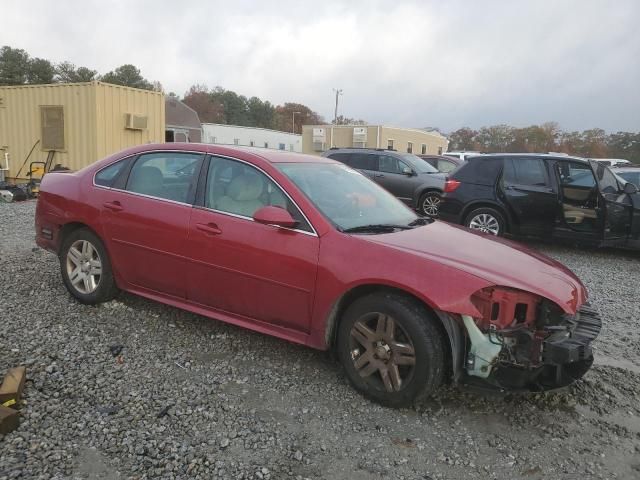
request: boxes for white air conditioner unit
[312,141,326,152]
[124,113,148,130]
[353,127,367,147]
[312,128,327,151]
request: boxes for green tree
[209,88,250,125]
[0,46,30,85]
[100,64,154,90]
[475,125,516,152]
[55,61,98,82]
[247,96,275,128]
[274,102,324,133]
[26,57,55,84]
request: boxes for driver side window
[205,157,312,232]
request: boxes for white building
[201,124,302,152]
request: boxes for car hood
[362,221,587,314]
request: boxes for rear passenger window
[95,159,127,187]
[452,157,504,186]
[504,158,548,186]
[327,152,377,171]
[126,152,203,203]
[378,155,404,174]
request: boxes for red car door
[100,151,204,298]
[187,156,319,333]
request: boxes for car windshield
[400,154,439,173]
[277,162,419,231]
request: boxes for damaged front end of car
[449,287,601,392]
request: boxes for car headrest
[130,166,163,192]
[227,173,264,201]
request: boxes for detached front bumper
[465,303,602,392]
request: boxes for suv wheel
[60,228,119,304]
[464,207,505,236]
[419,192,441,217]
[337,293,445,407]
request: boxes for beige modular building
[301,124,449,156]
[0,81,165,180]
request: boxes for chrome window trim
[92,149,319,237]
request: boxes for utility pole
[292,111,301,134]
[333,88,343,124]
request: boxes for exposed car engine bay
[460,287,601,391]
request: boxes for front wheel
[337,293,445,407]
[464,207,506,236]
[419,191,441,217]
[59,228,119,304]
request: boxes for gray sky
[2,0,639,132]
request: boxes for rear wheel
[337,293,445,407]
[464,207,506,236]
[60,228,118,304]
[419,191,441,217]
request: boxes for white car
[591,158,631,167]
[443,151,482,161]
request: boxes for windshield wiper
[408,217,431,226]
[342,224,413,233]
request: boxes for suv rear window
[451,157,504,185]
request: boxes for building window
[279,143,286,150]
[407,142,413,154]
[421,144,427,155]
[438,146,443,155]
[211,136,217,143]
[250,140,255,147]
[264,142,269,148]
[40,106,65,150]
[387,139,394,150]
[234,138,239,146]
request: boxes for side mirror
[402,167,415,176]
[253,206,298,228]
[623,182,638,195]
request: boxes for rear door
[100,151,204,298]
[501,157,557,235]
[589,160,632,244]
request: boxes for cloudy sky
[3,0,639,132]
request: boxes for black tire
[464,207,506,236]
[59,228,119,304]
[418,191,441,217]
[337,292,445,408]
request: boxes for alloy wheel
[348,313,416,393]
[66,240,102,294]
[422,194,440,216]
[468,213,500,235]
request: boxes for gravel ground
[1,200,639,480]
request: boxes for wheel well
[325,284,454,380]
[461,202,510,233]
[57,222,92,254]
[418,188,442,200]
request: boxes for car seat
[562,203,597,224]
[128,166,164,198]
[216,173,265,217]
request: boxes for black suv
[438,153,640,248]
[322,148,445,216]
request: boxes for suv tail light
[443,179,461,193]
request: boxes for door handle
[195,222,222,235]
[374,174,384,178]
[103,201,123,212]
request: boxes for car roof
[469,153,588,163]
[109,142,339,165]
[610,166,640,173]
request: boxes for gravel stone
[1,200,639,479]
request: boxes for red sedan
[35,144,600,407]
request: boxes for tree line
[448,123,640,163]
[0,45,159,90]
[180,84,325,134]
